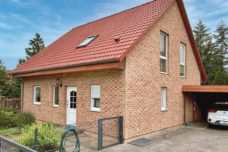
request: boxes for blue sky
[0,0,227,70]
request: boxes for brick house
[12,0,207,140]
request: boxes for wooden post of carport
[183,92,194,126]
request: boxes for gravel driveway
[103,123,228,152]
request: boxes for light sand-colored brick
[124,2,200,139]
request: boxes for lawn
[0,127,21,136]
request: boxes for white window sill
[53,105,59,108]
[33,102,41,105]
[180,76,186,79]
[160,72,168,75]
[161,109,167,112]
[91,108,100,112]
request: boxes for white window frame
[160,32,168,73]
[180,43,186,77]
[33,86,41,105]
[91,85,101,112]
[52,85,59,107]
[161,87,167,111]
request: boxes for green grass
[0,127,21,136]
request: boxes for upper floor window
[53,85,59,107]
[160,32,168,73]
[161,87,167,111]
[91,85,101,112]
[33,86,41,105]
[180,43,186,77]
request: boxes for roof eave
[12,58,123,77]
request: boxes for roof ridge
[72,0,155,30]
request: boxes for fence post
[98,119,103,150]
[34,128,38,151]
[118,116,123,144]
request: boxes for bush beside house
[0,107,35,128]
[0,107,63,151]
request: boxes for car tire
[208,123,213,128]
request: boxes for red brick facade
[22,2,201,140]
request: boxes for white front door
[66,87,77,125]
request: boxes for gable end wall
[124,2,201,139]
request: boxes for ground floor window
[161,87,167,111]
[53,85,59,107]
[33,86,41,104]
[91,85,100,112]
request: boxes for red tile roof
[182,85,228,93]
[12,0,207,81]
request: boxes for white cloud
[92,0,150,20]
[8,0,20,3]
[0,22,12,29]
[7,0,37,7]
[184,0,228,30]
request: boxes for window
[53,86,59,107]
[91,85,100,112]
[33,86,41,104]
[77,35,97,48]
[161,87,167,111]
[70,90,77,109]
[160,32,168,73]
[180,43,186,77]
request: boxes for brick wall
[22,70,125,133]
[124,2,201,139]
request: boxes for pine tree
[18,33,45,64]
[193,20,227,84]
[193,20,213,77]
[212,70,228,85]
[213,21,228,70]
[193,20,211,54]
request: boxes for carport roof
[182,85,228,93]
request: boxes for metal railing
[0,126,63,152]
[0,116,124,152]
[98,116,123,150]
[0,136,36,152]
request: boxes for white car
[208,102,228,127]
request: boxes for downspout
[183,93,186,125]
[20,79,24,112]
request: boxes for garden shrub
[0,107,36,128]
[0,108,16,127]
[20,122,63,151]
[15,112,36,128]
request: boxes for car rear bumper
[208,121,228,126]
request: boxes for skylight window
[77,35,97,48]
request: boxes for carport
[183,85,228,122]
